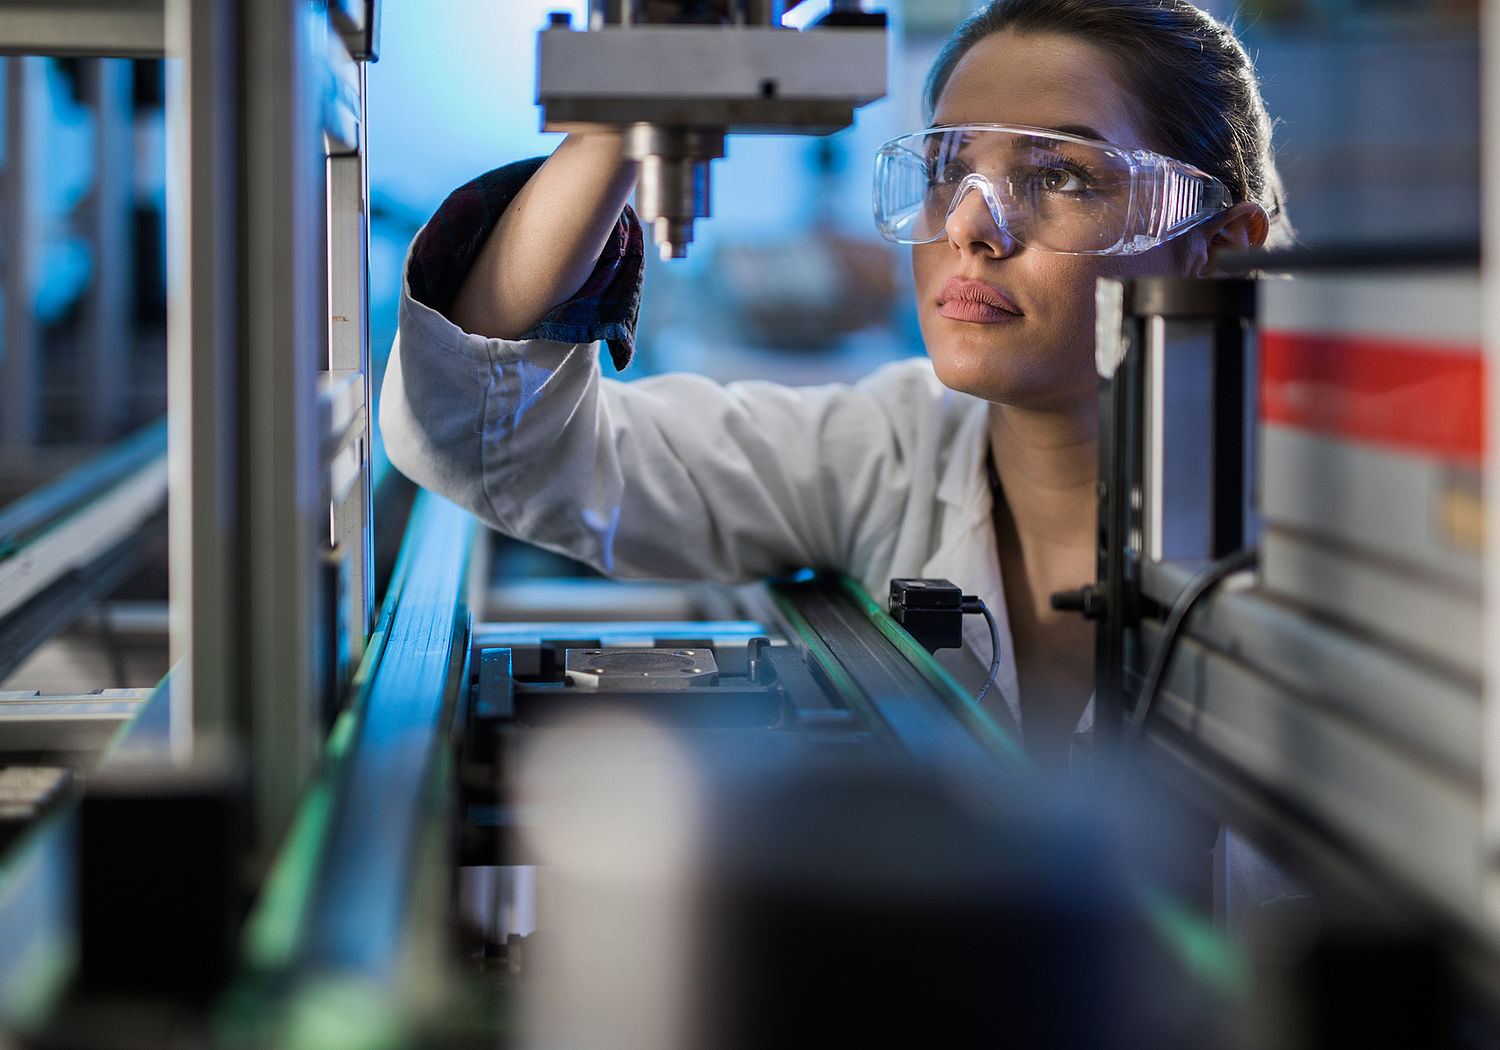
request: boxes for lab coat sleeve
[405,157,645,370]
[380,266,935,583]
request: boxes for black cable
[1128,546,1259,740]
[961,596,1001,707]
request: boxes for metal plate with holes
[564,647,719,689]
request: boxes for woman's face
[912,30,1196,412]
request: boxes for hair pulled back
[924,0,1292,246]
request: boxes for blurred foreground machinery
[1079,247,1500,1047]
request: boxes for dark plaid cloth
[407,156,646,371]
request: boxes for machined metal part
[539,7,886,259]
[330,0,380,61]
[565,646,721,689]
[624,123,723,259]
[589,0,788,28]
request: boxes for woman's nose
[945,175,1018,257]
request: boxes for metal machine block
[537,25,886,125]
[564,647,721,689]
[536,15,886,258]
[1257,267,1483,671]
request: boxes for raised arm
[450,130,639,340]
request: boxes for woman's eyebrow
[929,121,1111,143]
[1049,123,1107,142]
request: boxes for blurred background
[0,0,1481,688]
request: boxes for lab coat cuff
[406,156,645,370]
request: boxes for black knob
[1051,585,1107,621]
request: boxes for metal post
[1481,0,1500,915]
[165,0,241,762]
[327,60,373,683]
[1093,290,1143,744]
[1209,315,1247,557]
[1,56,38,449]
[240,0,327,846]
[80,58,133,441]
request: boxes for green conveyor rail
[768,572,1023,767]
[230,489,477,1050]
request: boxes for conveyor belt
[767,575,1020,768]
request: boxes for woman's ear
[1196,202,1270,275]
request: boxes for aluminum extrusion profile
[766,573,1017,769]
[0,0,165,57]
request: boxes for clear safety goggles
[873,124,1231,255]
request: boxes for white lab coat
[380,257,1100,746]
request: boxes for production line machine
[1068,249,1500,1044]
[4,1,1500,1047]
[7,264,1500,1046]
[0,486,1234,1048]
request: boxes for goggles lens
[873,124,1230,255]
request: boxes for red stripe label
[1260,331,1485,464]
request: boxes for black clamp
[889,578,984,653]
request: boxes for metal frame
[163,0,379,844]
[0,0,387,1029]
[0,0,382,859]
[0,56,40,449]
[165,0,242,765]
[1483,0,1500,914]
[1097,270,1498,980]
[76,58,136,442]
[0,1,164,58]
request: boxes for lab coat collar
[934,393,991,512]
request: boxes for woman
[380,0,1290,770]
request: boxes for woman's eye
[927,159,970,185]
[1039,165,1088,192]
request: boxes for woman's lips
[937,277,1022,324]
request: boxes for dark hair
[924,0,1292,245]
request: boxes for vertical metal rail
[166,0,241,762]
[1,56,38,449]
[326,54,374,692]
[240,0,330,847]
[170,0,349,846]
[79,58,134,442]
[1210,313,1248,557]
[1093,280,1143,747]
[1093,278,1255,739]
[1481,0,1500,919]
